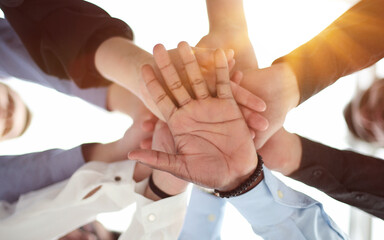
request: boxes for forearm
[81,142,123,163]
[242,64,300,114]
[95,37,152,100]
[81,131,143,164]
[106,84,137,112]
[106,83,150,119]
[274,0,384,104]
[205,0,248,32]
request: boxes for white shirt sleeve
[0,160,188,240]
[123,179,188,240]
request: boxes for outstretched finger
[240,106,269,131]
[140,137,152,150]
[142,64,177,121]
[231,70,243,85]
[193,47,234,67]
[215,49,233,99]
[178,41,210,99]
[141,118,158,132]
[153,44,191,107]
[128,149,186,179]
[230,81,266,112]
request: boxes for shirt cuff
[122,178,188,239]
[228,168,296,227]
[179,186,226,239]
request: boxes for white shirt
[0,160,188,240]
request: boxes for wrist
[273,63,300,110]
[81,143,105,162]
[209,23,248,36]
[95,37,153,98]
[81,141,126,163]
[152,171,188,196]
[106,83,137,112]
[215,154,264,198]
[281,133,302,176]
[206,0,248,33]
[145,172,188,201]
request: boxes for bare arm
[199,0,258,71]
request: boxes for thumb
[128,149,184,176]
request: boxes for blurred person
[0,81,31,141]
[59,221,120,240]
[344,78,384,145]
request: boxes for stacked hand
[197,28,258,72]
[139,45,269,135]
[129,43,259,191]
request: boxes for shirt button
[312,169,323,177]
[277,190,284,199]
[114,176,121,182]
[207,214,216,222]
[148,214,156,222]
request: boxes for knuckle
[155,93,167,104]
[169,80,183,90]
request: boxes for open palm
[129,43,258,191]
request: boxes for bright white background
[1,0,384,239]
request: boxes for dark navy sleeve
[0,0,134,88]
[289,135,384,219]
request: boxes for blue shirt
[179,168,349,240]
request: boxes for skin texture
[144,120,188,201]
[198,0,258,72]
[129,43,259,192]
[196,0,299,150]
[95,37,268,133]
[258,128,302,176]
